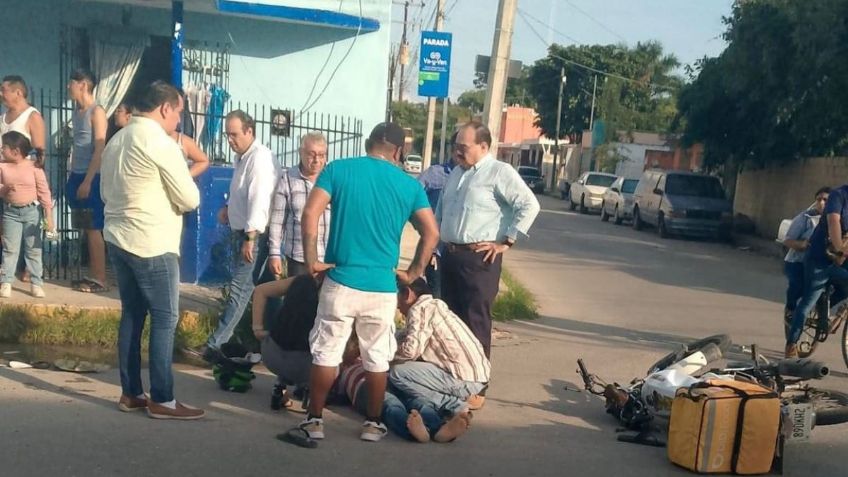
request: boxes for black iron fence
[191,103,363,168]
[31,88,363,280]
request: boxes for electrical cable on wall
[299,0,346,112]
[300,0,364,114]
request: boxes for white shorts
[309,277,398,372]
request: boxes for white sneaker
[298,417,325,440]
[0,283,11,298]
[360,420,388,442]
[31,284,45,298]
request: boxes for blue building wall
[0,0,391,146]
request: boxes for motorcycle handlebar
[775,358,829,379]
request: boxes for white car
[569,172,618,214]
[404,154,423,174]
[600,177,639,225]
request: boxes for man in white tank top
[0,76,45,160]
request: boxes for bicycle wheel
[842,316,848,370]
[784,388,848,426]
[647,334,731,375]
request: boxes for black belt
[446,242,485,253]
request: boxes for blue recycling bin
[181,165,234,284]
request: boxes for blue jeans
[788,257,848,344]
[2,204,43,286]
[784,261,805,312]
[108,243,180,403]
[353,385,443,441]
[389,361,485,415]
[206,232,269,349]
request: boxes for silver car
[600,177,639,225]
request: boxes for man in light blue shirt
[436,121,540,358]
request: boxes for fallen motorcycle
[575,335,848,447]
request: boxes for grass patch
[492,268,539,322]
[0,304,216,349]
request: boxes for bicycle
[792,284,848,368]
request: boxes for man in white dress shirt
[193,110,277,362]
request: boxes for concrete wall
[499,107,542,143]
[734,157,848,238]
[0,0,391,145]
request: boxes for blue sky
[390,0,735,101]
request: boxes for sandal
[276,427,318,449]
[76,278,109,293]
[72,277,95,290]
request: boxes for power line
[445,0,460,18]
[562,0,627,43]
[517,9,679,91]
[518,7,582,45]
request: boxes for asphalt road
[0,193,845,476]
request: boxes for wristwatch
[504,238,516,248]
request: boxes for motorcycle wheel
[783,388,848,426]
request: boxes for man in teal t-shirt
[297,122,439,443]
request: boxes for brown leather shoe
[785,344,799,359]
[466,394,486,411]
[147,401,205,420]
[118,395,148,412]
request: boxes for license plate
[783,403,814,442]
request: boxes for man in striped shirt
[267,132,330,278]
[338,338,472,443]
[390,278,490,416]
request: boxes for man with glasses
[436,121,540,360]
[787,184,848,358]
[297,122,439,443]
[188,110,277,363]
[267,132,331,279]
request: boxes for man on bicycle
[787,184,848,358]
[782,187,830,336]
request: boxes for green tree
[458,66,534,114]
[391,100,473,158]
[527,42,682,143]
[678,0,848,172]
[457,89,485,113]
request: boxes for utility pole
[550,69,565,191]
[589,74,598,131]
[422,0,444,170]
[398,1,409,102]
[386,45,397,121]
[482,0,518,158]
[439,97,449,164]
